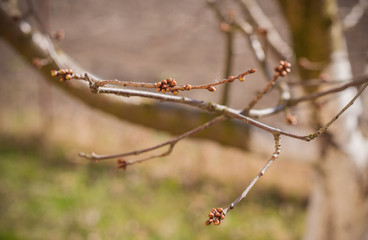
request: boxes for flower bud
[208,86,216,92]
[184,84,192,91]
[50,70,59,77]
[214,219,221,225]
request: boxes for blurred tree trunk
[279,0,368,239]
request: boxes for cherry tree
[1,0,367,239]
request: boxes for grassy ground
[0,131,306,240]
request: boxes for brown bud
[162,79,167,85]
[32,58,44,68]
[217,208,223,213]
[171,80,177,86]
[65,74,72,80]
[211,208,216,214]
[156,88,161,92]
[214,219,221,226]
[257,27,268,35]
[215,212,221,217]
[50,70,59,77]
[60,69,66,75]
[167,78,172,83]
[228,76,235,82]
[285,114,298,125]
[156,82,161,87]
[280,60,285,66]
[249,69,257,73]
[220,214,225,220]
[205,219,213,226]
[220,22,231,32]
[281,71,287,77]
[161,89,166,94]
[117,159,127,170]
[184,84,192,91]
[208,86,216,92]
[208,212,214,219]
[172,90,179,95]
[238,76,245,82]
[52,29,65,41]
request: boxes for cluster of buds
[205,208,225,226]
[117,159,127,170]
[274,60,291,77]
[156,78,178,95]
[50,68,74,82]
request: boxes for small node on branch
[184,84,192,90]
[205,207,225,226]
[51,29,65,41]
[117,159,127,170]
[220,22,231,32]
[257,27,268,36]
[285,113,298,125]
[32,58,49,69]
[208,86,216,92]
[274,60,291,77]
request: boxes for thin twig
[234,0,294,60]
[342,0,368,30]
[79,116,225,167]
[206,0,235,105]
[250,76,368,118]
[290,77,368,106]
[205,134,281,225]
[242,60,291,114]
[221,30,234,105]
[52,68,256,95]
[305,81,368,141]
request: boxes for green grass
[0,135,306,240]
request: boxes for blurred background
[2,0,367,239]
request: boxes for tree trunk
[280,0,368,239]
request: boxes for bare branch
[290,77,368,106]
[51,68,256,95]
[79,116,224,166]
[305,81,368,141]
[206,134,282,226]
[242,60,291,114]
[234,0,294,60]
[342,0,368,30]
